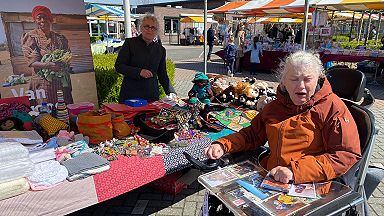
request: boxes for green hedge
[93,53,175,106]
[90,36,102,43]
[339,40,381,50]
[331,36,382,49]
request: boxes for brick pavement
[71,52,384,216]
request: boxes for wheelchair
[185,68,381,216]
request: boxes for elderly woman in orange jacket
[205,51,361,184]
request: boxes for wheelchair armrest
[359,88,375,109]
[183,146,271,172]
[256,146,270,168]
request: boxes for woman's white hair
[141,13,159,29]
[277,51,325,86]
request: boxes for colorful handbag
[77,111,112,145]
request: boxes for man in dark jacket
[115,14,175,103]
[207,25,215,61]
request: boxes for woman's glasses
[143,25,158,31]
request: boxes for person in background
[21,5,73,105]
[245,36,263,75]
[369,25,377,40]
[115,13,175,103]
[224,36,237,77]
[377,36,384,78]
[224,27,233,48]
[294,27,302,44]
[234,24,245,74]
[268,24,278,39]
[205,51,361,184]
[207,25,215,61]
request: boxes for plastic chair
[327,65,349,71]
[339,100,378,216]
[326,68,375,108]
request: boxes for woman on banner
[21,5,73,105]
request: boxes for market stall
[0,138,211,215]
[0,72,278,215]
[215,49,384,72]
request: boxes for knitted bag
[111,113,131,139]
[77,111,112,145]
[36,114,69,136]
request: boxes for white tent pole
[357,11,365,42]
[204,0,207,74]
[376,12,382,45]
[123,0,132,38]
[301,0,310,50]
[365,10,373,46]
[349,11,355,42]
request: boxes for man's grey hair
[277,51,325,86]
[141,13,159,29]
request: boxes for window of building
[164,17,179,34]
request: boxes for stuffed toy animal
[256,95,275,111]
[212,77,230,96]
[254,82,269,96]
[232,80,252,98]
[188,72,214,105]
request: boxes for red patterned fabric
[103,102,172,121]
[215,50,384,72]
[93,155,165,202]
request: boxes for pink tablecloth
[215,50,384,72]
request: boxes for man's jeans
[207,44,213,60]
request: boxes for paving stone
[182,201,197,216]
[171,198,185,208]
[147,200,174,208]
[142,207,159,216]
[139,193,163,200]
[174,194,187,203]
[131,200,149,215]
[186,193,205,202]
[372,188,384,198]
[180,188,199,196]
[156,207,184,215]
[370,203,384,216]
[162,193,175,201]
[107,206,133,214]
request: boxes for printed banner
[0,0,98,109]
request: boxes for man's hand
[270,166,294,184]
[140,69,153,78]
[204,143,224,159]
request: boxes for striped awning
[85,3,124,17]
[248,17,311,24]
[231,0,317,15]
[315,0,384,10]
[208,1,249,13]
[333,11,384,21]
[227,0,384,15]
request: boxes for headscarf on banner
[32,5,53,22]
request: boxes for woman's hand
[270,166,294,184]
[204,143,224,159]
[45,62,62,71]
[140,69,153,78]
